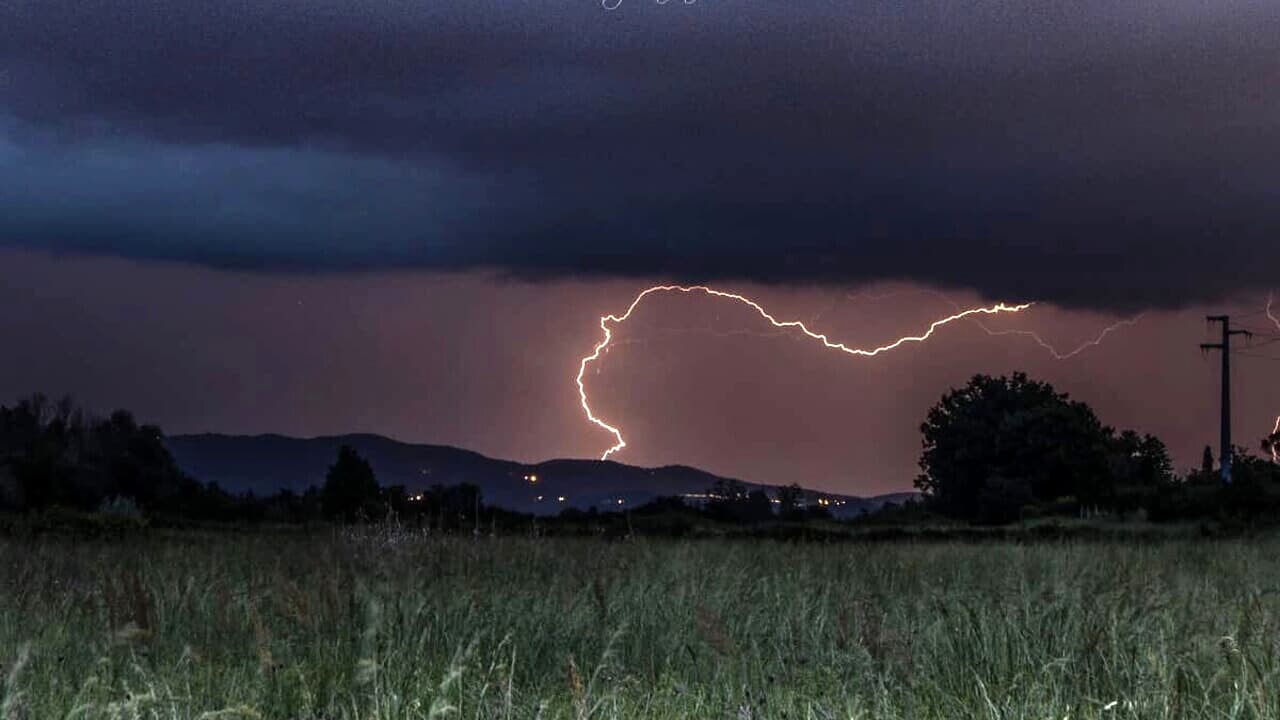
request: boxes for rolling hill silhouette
[166,433,916,517]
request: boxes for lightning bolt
[576,285,1032,460]
[969,315,1144,360]
[832,287,1144,360]
[1272,415,1280,464]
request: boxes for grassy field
[2,528,1279,719]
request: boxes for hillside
[166,433,916,517]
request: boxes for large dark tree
[915,373,1115,523]
[321,445,381,523]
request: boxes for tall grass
[1,530,1278,718]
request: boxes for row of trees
[914,373,1279,524]
[0,396,494,529]
[6,377,1280,531]
[697,478,832,523]
[0,394,202,515]
[0,392,853,530]
[320,445,489,529]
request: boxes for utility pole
[1201,316,1251,484]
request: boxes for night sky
[2,1,1279,494]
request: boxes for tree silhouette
[701,480,778,523]
[1111,430,1174,488]
[0,394,197,513]
[321,445,381,523]
[1201,445,1216,477]
[775,483,804,521]
[703,478,743,521]
[915,373,1114,523]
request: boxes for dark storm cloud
[2,0,1278,309]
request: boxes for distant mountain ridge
[165,433,917,517]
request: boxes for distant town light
[557,496,566,502]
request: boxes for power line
[1230,324,1280,337]
[1231,337,1280,352]
[1232,351,1280,362]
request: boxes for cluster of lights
[680,492,846,507]
[680,492,748,502]
[523,474,539,484]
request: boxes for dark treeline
[3,376,1280,537]
[912,373,1280,526]
[0,393,837,536]
[0,394,202,517]
[0,394,507,531]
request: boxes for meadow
[1,528,1279,719]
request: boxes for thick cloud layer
[2,0,1278,309]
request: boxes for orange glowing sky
[3,248,1277,496]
